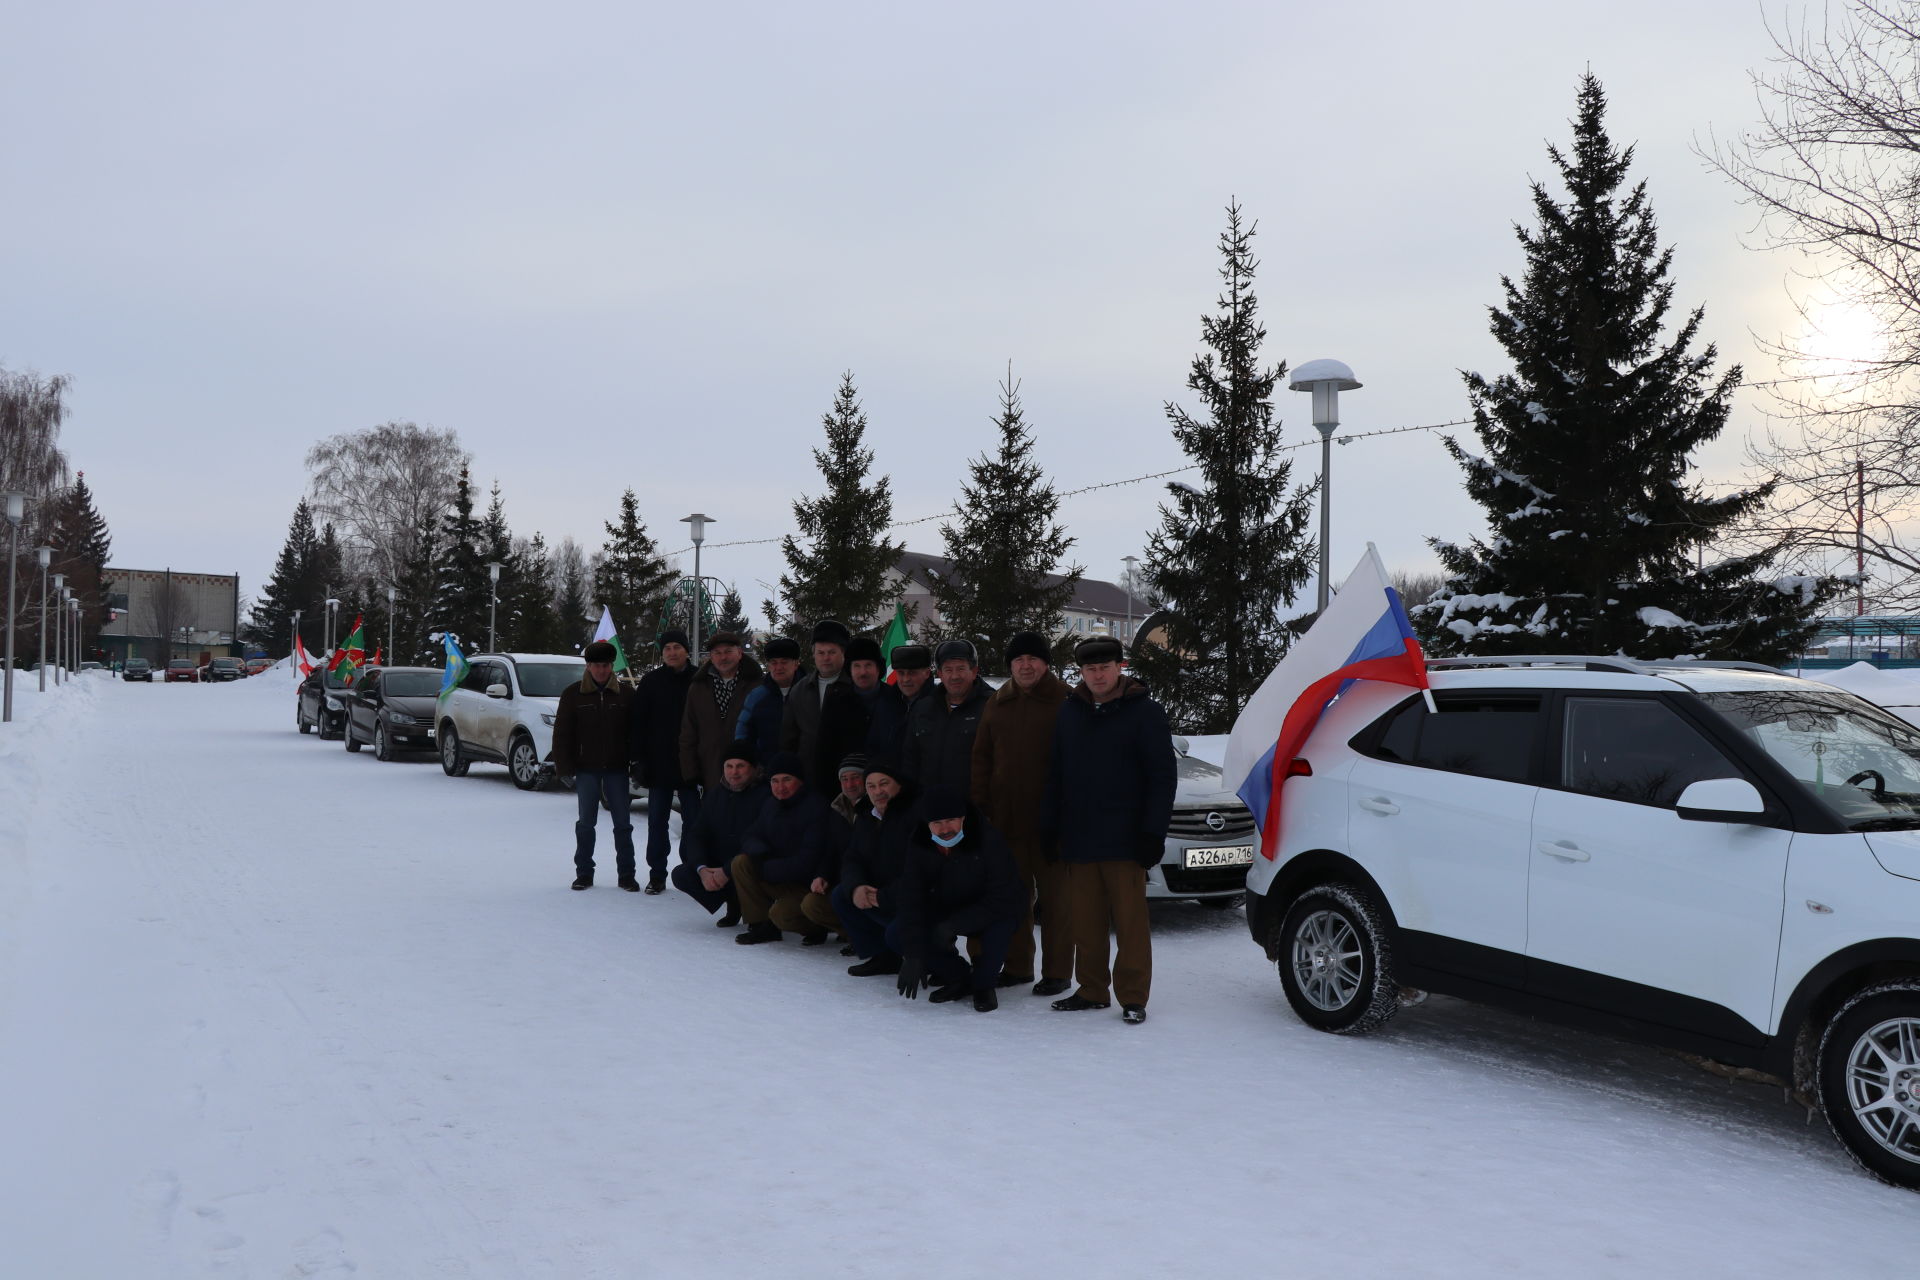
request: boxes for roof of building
[893,550,1150,618]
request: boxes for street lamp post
[1121,554,1140,653]
[2,491,23,722]
[385,585,397,665]
[680,514,713,661]
[324,597,339,661]
[1289,359,1363,613]
[50,573,65,686]
[35,546,53,692]
[487,562,501,652]
[70,597,80,672]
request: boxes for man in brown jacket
[969,631,1072,995]
[550,640,641,891]
[678,631,763,794]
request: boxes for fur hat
[721,739,757,767]
[583,640,617,663]
[1004,631,1050,667]
[920,784,967,822]
[765,750,807,781]
[1073,636,1124,665]
[706,630,743,649]
[845,636,882,666]
[810,619,852,649]
[889,644,931,671]
[763,636,802,661]
[658,628,691,651]
[933,639,979,667]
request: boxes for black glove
[896,956,926,999]
[1134,831,1164,869]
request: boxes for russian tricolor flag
[1225,547,1433,860]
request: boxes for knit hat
[765,751,806,781]
[920,784,967,822]
[583,640,617,663]
[863,755,909,786]
[1074,636,1124,665]
[837,752,869,777]
[722,739,757,767]
[1005,631,1050,667]
[889,644,931,671]
[810,619,851,649]
[764,636,801,661]
[933,639,979,667]
[658,628,691,651]
[845,636,882,666]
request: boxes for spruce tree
[929,368,1081,672]
[715,585,750,639]
[1414,75,1836,663]
[431,467,490,652]
[44,472,113,658]
[393,508,441,663]
[551,538,593,654]
[245,499,324,653]
[1135,201,1317,732]
[779,372,904,633]
[506,532,564,653]
[594,489,677,663]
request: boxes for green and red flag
[328,615,367,685]
[880,604,911,684]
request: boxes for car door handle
[1537,841,1590,862]
[1357,797,1400,816]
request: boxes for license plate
[1183,845,1254,869]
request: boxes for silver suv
[1151,738,1257,906]
[1245,656,1920,1190]
[436,653,584,791]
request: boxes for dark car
[123,658,153,682]
[343,666,440,760]
[296,664,364,738]
[202,656,244,683]
[164,659,198,683]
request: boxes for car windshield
[381,672,441,698]
[1700,689,1920,830]
[168,659,193,669]
[127,660,148,669]
[515,662,585,698]
[213,658,239,668]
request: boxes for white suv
[1246,656,1920,1189]
[436,653,585,791]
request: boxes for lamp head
[681,512,714,546]
[488,562,501,583]
[1288,358,1363,431]
[2,491,23,524]
[35,545,52,568]
[51,572,65,590]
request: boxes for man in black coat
[864,643,930,759]
[1040,636,1176,1025]
[781,619,870,788]
[550,639,643,891]
[633,628,700,893]
[735,636,803,762]
[890,785,1023,1012]
[670,740,770,924]
[901,639,990,797]
[832,758,918,976]
[730,750,834,945]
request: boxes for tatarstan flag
[329,615,366,685]
[880,604,911,684]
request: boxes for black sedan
[123,658,153,682]
[342,666,441,760]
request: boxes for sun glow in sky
[1795,295,1889,381]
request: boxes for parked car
[202,656,244,683]
[1245,655,1920,1189]
[164,659,198,683]
[244,657,274,677]
[1151,739,1257,906]
[342,666,441,760]
[436,652,585,790]
[296,665,364,738]
[122,658,153,682]
[79,661,102,673]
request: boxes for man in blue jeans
[633,629,701,893]
[550,640,642,890]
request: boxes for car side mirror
[1171,735,1190,757]
[1675,777,1767,823]
[486,683,510,699]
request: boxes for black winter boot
[928,982,970,1004]
[734,922,782,945]
[571,875,593,891]
[973,989,999,1013]
[847,954,903,977]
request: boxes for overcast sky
[1,1,1837,623]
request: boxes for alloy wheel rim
[512,741,535,782]
[1845,1016,1920,1165]
[1290,909,1364,1012]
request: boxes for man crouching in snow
[891,786,1022,1012]
[669,740,770,927]
[729,751,834,945]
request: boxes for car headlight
[324,695,343,710]
[541,712,556,726]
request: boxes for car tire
[374,723,394,762]
[298,712,311,734]
[345,722,362,752]
[509,732,545,791]
[1817,979,1920,1190]
[440,724,470,777]
[319,712,341,741]
[1273,883,1400,1035]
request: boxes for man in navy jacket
[730,751,834,945]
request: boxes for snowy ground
[3,675,1919,1278]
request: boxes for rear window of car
[1361,694,1542,784]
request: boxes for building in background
[99,568,240,666]
[885,550,1151,647]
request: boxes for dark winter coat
[549,674,640,776]
[971,669,1069,859]
[780,671,869,790]
[632,660,696,788]
[902,681,991,798]
[735,671,799,764]
[739,784,833,885]
[1040,677,1177,865]
[678,654,765,790]
[681,781,771,870]
[891,806,1023,956]
[838,782,921,912]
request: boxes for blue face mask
[932,829,964,848]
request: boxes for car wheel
[345,721,362,752]
[509,732,545,791]
[1273,883,1400,1035]
[1818,980,1920,1189]
[440,724,470,777]
[374,723,394,762]
[320,712,340,741]
[298,711,311,734]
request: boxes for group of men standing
[548,619,1176,1025]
